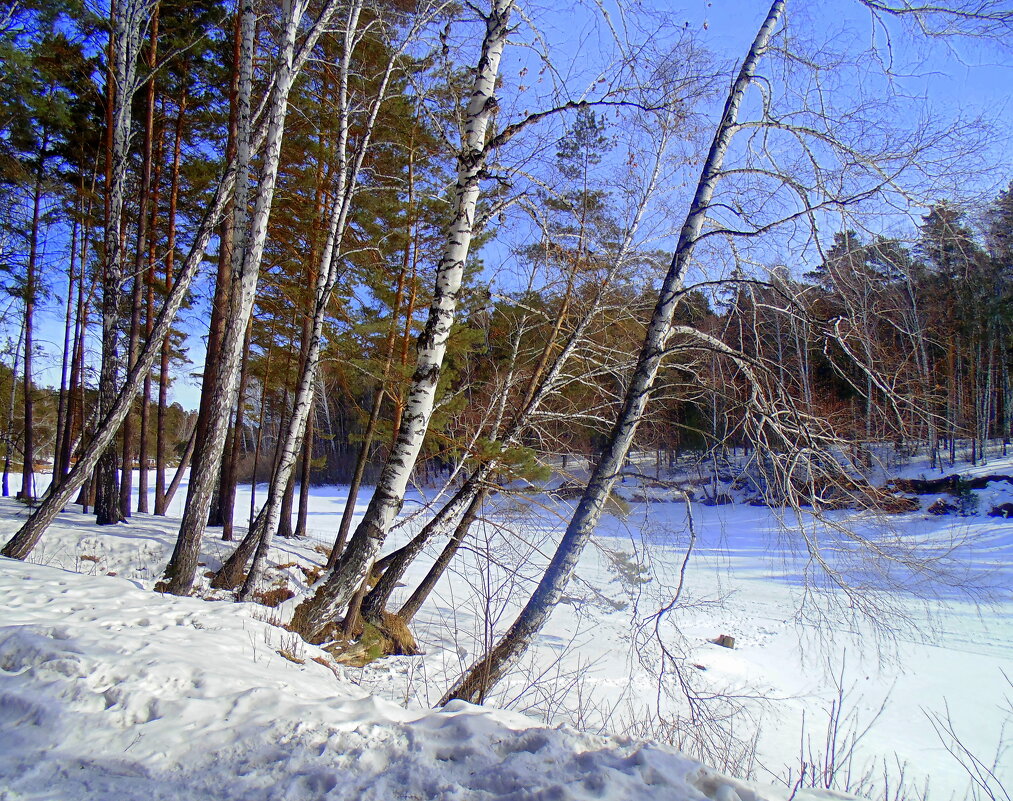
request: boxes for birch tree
[162,0,347,595]
[238,0,442,601]
[442,0,1002,704]
[289,0,516,639]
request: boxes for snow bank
[0,557,834,801]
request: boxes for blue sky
[698,0,1013,120]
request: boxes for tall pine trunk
[294,404,314,538]
[60,178,96,483]
[154,90,186,514]
[20,160,45,501]
[138,111,164,512]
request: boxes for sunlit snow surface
[0,453,1010,799]
[3,556,808,801]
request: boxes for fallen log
[890,474,1013,495]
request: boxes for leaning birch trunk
[327,141,417,567]
[360,102,673,626]
[0,164,239,559]
[236,0,394,599]
[289,0,515,641]
[399,486,487,622]
[359,473,487,621]
[237,0,366,597]
[359,266,612,620]
[441,0,786,705]
[358,287,582,620]
[163,0,342,595]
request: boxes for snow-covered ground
[1,450,1011,800]
[3,556,813,801]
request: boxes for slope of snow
[1,555,831,801]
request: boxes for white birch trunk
[239,0,365,597]
[290,0,515,640]
[164,0,343,595]
[441,0,786,704]
[360,120,673,623]
[239,0,402,598]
